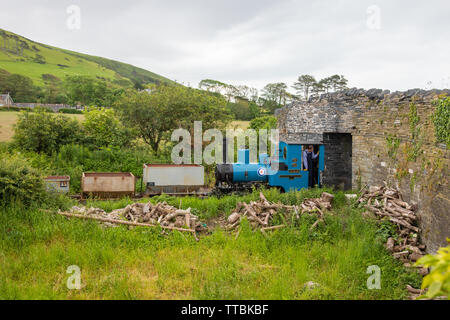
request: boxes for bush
[415,239,450,299]
[83,107,135,148]
[0,154,47,206]
[13,107,83,154]
[249,116,278,130]
[59,108,83,114]
[0,107,24,112]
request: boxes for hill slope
[0,29,172,87]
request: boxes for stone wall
[277,88,449,252]
[12,103,83,112]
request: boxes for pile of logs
[300,192,334,230]
[225,192,297,232]
[357,186,427,272]
[59,201,204,236]
[225,192,334,233]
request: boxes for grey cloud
[0,0,449,91]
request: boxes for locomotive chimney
[223,137,227,164]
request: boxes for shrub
[59,108,83,114]
[13,107,83,154]
[249,116,278,130]
[83,107,135,148]
[0,154,47,206]
[0,107,24,112]
[415,239,450,299]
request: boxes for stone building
[276,88,449,252]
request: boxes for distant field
[0,111,84,142]
[229,121,250,130]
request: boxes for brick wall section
[277,88,450,252]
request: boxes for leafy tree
[292,74,348,100]
[249,116,277,130]
[0,71,37,102]
[13,107,82,154]
[227,98,260,121]
[328,74,348,91]
[198,79,233,97]
[64,75,115,106]
[41,73,67,104]
[292,75,317,101]
[115,85,231,153]
[83,107,135,148]
[261,83,290,113]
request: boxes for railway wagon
[143,164,206,196]
[81,172,135,199]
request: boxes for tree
[329,74,348,91]
[227,97,261,121]
[261,82,289,113]
[311,81,325,97]
[292,75,317,101]
[198,79,224,93]
[292,74,349,100]
[249,116,277,130]
[64,75,114,106]
[83,107,135,148]
[0,71,37,102]
[41,74,67,104]
[13,107,82,154]
[115,85,231,153]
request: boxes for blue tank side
[232,163,268,183]
[268,142,309,192]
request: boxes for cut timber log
[261,225,285,232]
[56,211,196,233]
[320,192,334,204]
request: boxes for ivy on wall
[407,102,423,162]
[432,97,450,146]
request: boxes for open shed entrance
[323,133,352,190]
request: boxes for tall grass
[0,189,421,299]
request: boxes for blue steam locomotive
[215,141,325,193]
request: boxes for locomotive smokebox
[215,164,233,185]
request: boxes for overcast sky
[1,0,449,92]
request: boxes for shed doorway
[323,133,352,190]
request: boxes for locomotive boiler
[215,141,325,193]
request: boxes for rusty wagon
[81,172,135,199]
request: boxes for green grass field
[0,28,172,86]
[0,111,84,142]
[0,188,421,299]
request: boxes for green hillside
[0,29,172,87]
